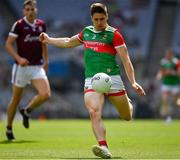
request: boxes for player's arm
[39,32,82,48]
[5,35,29,66]
[42,43,49,72]
[117,46,145,96]
[156,69,162,80]
[161,67,176,76]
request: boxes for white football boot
[92,145,112,159]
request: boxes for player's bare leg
[84,92,112,158]
[20,78,50,128]
[85,92,105,140]
[27,78,50,110]
[108,93,133,121]
[172,93,180,107]
[160,92,171,122]
[6,85,24,140]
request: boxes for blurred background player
[5,0,51,140]
[156,48,180,122]
[39,3,145,159]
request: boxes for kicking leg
[109,93,133,121]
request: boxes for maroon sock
[98,140,108,147]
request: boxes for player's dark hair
[165,48,173,53]
[23,0,37,7]
[90,3,108,16]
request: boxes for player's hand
[132,82,146,96]
[39,32,49,44]
[17,57,29,66]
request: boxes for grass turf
[0,119,180,159]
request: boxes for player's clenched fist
[39,32,49,43]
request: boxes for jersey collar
[24,16,37,27]
[93,25,110,33]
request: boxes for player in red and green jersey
[156,48,180,122]
[39,3,145,159]
[78,25,124,78]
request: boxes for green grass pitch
[0,119,180,159]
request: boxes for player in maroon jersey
[5,0,51,140]
[40,3,145,159]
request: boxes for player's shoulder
[172,57,179,63]
[160,58,167,63]
[11,18,24,30]
[15,18,24,25]
[36,19,45,25]
[84,25,94,32]
[105,26,117,33]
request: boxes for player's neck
[25,16,35,24]
[94,24,109,32]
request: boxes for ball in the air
[91,73,112,93]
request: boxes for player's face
[165,50,173,60]
[91,13,108,31]
[23,4,37,23]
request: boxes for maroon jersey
[9,17,46,65]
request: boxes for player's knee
[39,92,51,101]
[10,97,21,106]
[124,116,132,121]
[121,114,132,121]
[89,108,101,120]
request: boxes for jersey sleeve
[77,31,83,43]
[9,21,20,37]
[113,30,125,49]
[176,59,180,70]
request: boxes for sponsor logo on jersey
[24,34,39,42]
[84,33,89,37]
[107,68,112,73]
[102,34,108,39]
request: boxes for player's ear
[35,8,38,14]
[106,13,109,21]
[22,8,26,16]
[91,16,94,23]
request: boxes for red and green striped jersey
[160,57,179,85]
[78,25,125,78]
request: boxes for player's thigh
[31,78,50,95]
[108,94,132,119]
[30,66,50,94]
[84,92,105,113]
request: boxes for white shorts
[84,75,126,96]
[161,84,180,95]
[11,64,47,87]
